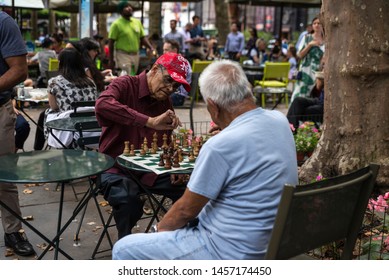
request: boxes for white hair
[198,60,254,110]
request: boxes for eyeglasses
[158,65,180,90]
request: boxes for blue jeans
[113,225,216,260]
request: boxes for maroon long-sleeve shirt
[95,71,173,186]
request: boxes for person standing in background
[188,15,206,60]
[224,23,245,62]
[291,16,324,102]
[108,1,154,75]
[164,20,184,54]
[0,11,35,257]
[179,23,192,58]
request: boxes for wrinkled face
[148,65,181,101]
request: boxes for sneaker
[4,231,36,256]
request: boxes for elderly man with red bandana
[95,52,191,239]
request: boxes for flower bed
[307,192,389,260]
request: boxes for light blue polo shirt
[188,107,298,259]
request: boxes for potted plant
[294,121,321,160]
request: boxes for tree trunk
[98,13,108,39]
[148,2,162,37]
[69,13,78,38]
[300,0,389,189]
[214,0,230,46]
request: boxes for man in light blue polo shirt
[112,60,298,260]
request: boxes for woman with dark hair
[291,16,325,102]
[44,48,99,148]
[245,27,258,52]
[48,48,97,112]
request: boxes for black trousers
[287,97,323,129]
[100,172,185,240]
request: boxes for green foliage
[294,121,320,153]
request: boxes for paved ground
[0,100,287,260]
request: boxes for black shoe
[4,231,36,256]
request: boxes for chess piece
[162,133,168,149]
[178,148,183,162]
[129,144,136,156]
[158,153,165,166]
[140,147,146,156]
[188,150,195,162]
[164,155,172,169]
[123,141,130,156]
[172,151,180,168]
[182,132,189,148]
[143,137,149,153]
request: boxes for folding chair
[254,62,290,108]
[48,58,59,71]
[265,163,380,260]
[192,60,213,102]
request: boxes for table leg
[0,198,72,259]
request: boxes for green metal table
[0,149,114,259]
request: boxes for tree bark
[300,0,389,189]
[148,2,162,37]
[214,0,230,46]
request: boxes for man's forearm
[157,199,196,232]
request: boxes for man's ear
[207,98,219,118]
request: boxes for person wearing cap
[112,60,298,260]
[95,52,191,240]
[287,70,325,130]
[108,1,154,75]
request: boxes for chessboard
[118,149,195,175]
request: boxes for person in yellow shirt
[108,1,154,75]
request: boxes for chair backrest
[262,62,290,84]
[70,101,96,117]
[46,70,60,81]
[265,163,380,260]
[192,60,213,73]
[74,121,101,150]
[48,58,59,71]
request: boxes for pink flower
[384,192,389,200]
[312,128,319,133]
[316,173,323,181]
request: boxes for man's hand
[208,124,221,136]
[146,109,182,130]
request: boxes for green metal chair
[265,163,380,260]
[254,62,290,108]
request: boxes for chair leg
[261,93,266,108]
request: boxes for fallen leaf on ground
[5,249,14,257]
[87,222,96,226]
[99,201,109,207]
[23,215,34,221]
[24,183,44,187]
[44,187,50,191]
[23,189,33,194]
[36,243,53,251]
